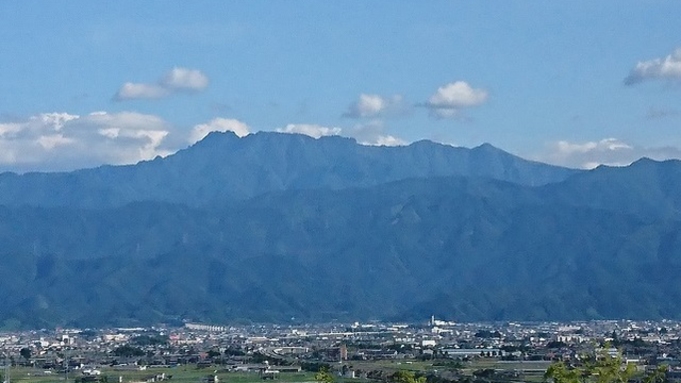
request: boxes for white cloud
[372,135,407,147]
[76,112,172,161]
[424,81,488,118]
[0,112,79,139]
[37,134,75,150]
[540,138,681,169]
[274,121,405,146]
[625,48,681,85]
[556,138,633,155]
[347,121,406,147]
[114,67,209,101]
[0,121,26,137]
[343,94,404,118]
[276,124,341,139]
[35,112,80,130]
[0,111,174,172]
[189,118,250,144]
[161,67,209,90]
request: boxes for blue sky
[1,1,680,172]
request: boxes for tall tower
[339,344,348,361]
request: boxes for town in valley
[2,318,681,383]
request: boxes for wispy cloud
[114,67,209,101]
[539,138,681,169]
[624,48,681,85]
[422,81,488,118]
[646,107,679,120]
[115,83,169,100]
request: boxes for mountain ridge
[0,131,578,208]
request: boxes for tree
[112,345,145,357]
[545,347,665,383]
[314,366,334,383]
[389,370,426,383]
[20,347,31,360]
[545,362,582,383]
[643,366,668,383]
[473,369,496,380]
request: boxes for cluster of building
[2,318,681,382]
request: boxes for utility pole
[65,348,69,383]
[4,356,9,383]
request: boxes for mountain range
[0,131,577,208]
[1,131,680,329]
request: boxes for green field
[336,358,551,383]
[3,359,554,383]
[3,367,318,383]
[346,358,552,372]
[467,359,553,371]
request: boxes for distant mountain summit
[0,131,578,208]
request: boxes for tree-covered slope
[540,158,681,220]
[1,165,681,328]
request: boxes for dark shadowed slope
[540,158,681,221]
[1,159,681,327]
